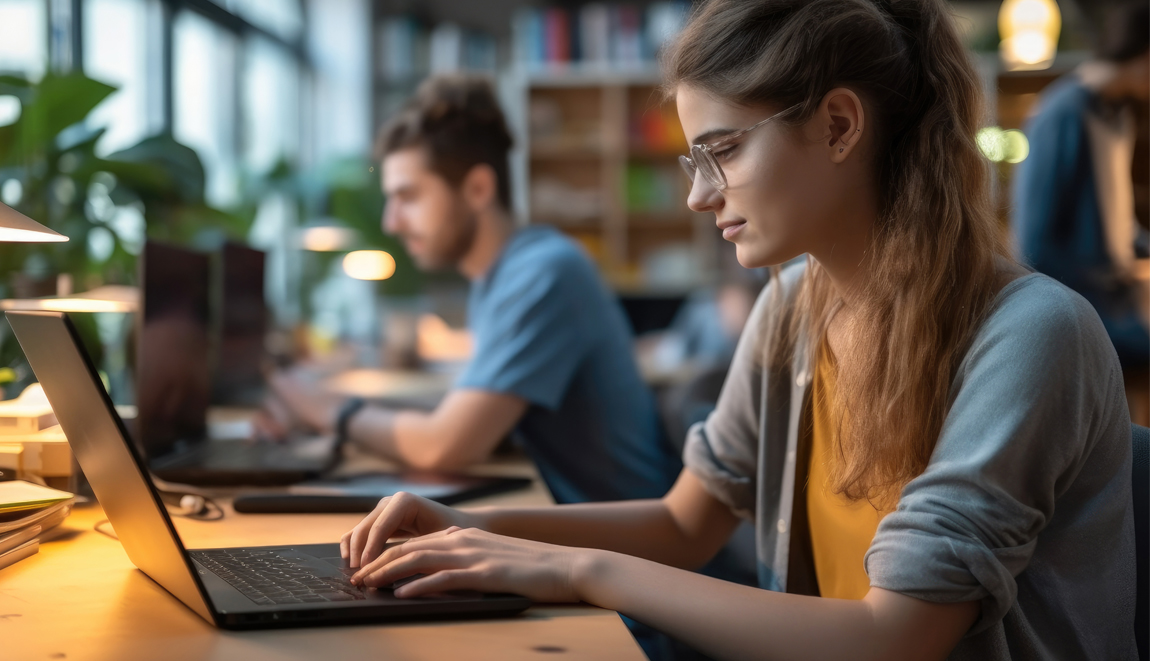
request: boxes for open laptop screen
[136,241,212,460]
[212,243,268,406]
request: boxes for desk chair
[1133,423,1148,661]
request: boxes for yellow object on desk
[0,479,73,514]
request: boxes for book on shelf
[378,15,497,83]
[513,2,689,70]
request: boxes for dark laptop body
[7,310,531,629]
[138,241,326,486]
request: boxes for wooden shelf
[529,145,605,160]
[514,74,718,290]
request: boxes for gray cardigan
[684,262,1137,659]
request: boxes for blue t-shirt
[456,226,680,504]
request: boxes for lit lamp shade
[0,285,138,313]
[999,0,1062,71]
[0,203,67,243]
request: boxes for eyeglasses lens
[679,155,696,182]
[681,148,727,191]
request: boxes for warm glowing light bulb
[301,226,358,251]
[999,0,1061,71]
[343,250,396,281]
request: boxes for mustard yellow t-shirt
[806,348,887,600]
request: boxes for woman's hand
[349,526,589,603]
[341,492,481,568]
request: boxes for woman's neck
[808,183,878,308]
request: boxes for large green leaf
[105,134,206,204]
[0,76,34,103]
[14,73,116,160]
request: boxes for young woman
[339,0,1137,658]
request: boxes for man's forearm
[347,406,489,470]
[347,406,401,460]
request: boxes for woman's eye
[713,144,738,160]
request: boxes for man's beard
[431,208,479,271]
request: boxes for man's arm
[348,389,527,471]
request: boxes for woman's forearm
[470,471,742,569]
[470,499,712,569]
[571,550,979,661]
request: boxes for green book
[0,480,73,514]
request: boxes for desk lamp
[0,203,68,243]
[0,203,68,486]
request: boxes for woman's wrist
[456,507,489,531]
[568,548,616,606]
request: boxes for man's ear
[461,163,498,212]
[819,87,865,164]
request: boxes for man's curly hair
[375,75,514,209]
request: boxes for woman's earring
[839,148,844,153]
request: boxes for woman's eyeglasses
[679,103,802,192]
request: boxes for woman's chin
[734,243,796,270]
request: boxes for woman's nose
[686,172,724,214]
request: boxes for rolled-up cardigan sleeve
[865,277,1129,633]
[682,278,778,519]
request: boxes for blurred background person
[257,75,684,510]
[1012,0,1150,424]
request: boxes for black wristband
[333,397,367,449]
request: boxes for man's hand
[252,369,344,441]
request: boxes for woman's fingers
[358,546,472,589]
[345,497,391,565]
[354,528,471,583]
[358,493,426,567]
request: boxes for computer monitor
[135,240,212,459]
[212,243,268,406]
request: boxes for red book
[545,8,570,63]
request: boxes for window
[0,0,48,80]
[231,0,303,42]
[242,36,300,174]
[173,9,239,206]
[84,0,164,155]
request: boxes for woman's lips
[719,220,746,240]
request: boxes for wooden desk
[0,470,645,660]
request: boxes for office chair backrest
[1133,423,1148,661]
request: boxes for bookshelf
[368,2,715,292]
[508,65,718,292]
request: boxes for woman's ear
[820,88,865,164]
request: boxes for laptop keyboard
[191,549,366,606]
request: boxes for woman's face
[675,85,861,269]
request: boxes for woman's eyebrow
[691,127,737,145]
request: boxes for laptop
[6,310,531,629]
[211,242,270,407]
[137,241,328,486]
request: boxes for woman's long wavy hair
[665,0,1011,504]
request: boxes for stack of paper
[0,480,74,571]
